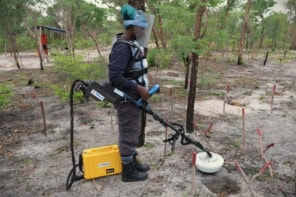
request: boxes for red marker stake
[191,151,197,196]
[256,128,274,177]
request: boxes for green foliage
[53,53,107,82]
[52,53,107,101]
[148,94,163,103]
[96,101,112,108]
[252,0,276,18]
[170,35,198,59]
[50,39,67,50]
[233,139,241,149]
[74,35,94,49]
[17,34,35,51]
[50,84,83,102]
[198,72,219,89]
[286,0,296,23]
[0,0,29,32]
[0,84,13,109]
[264,13,289,50]
[147,48,173,69]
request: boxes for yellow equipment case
[82,144,122,179]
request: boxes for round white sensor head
[196,152,224,173]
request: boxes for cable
[66,80,84,190]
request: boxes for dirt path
[0,52,295,197]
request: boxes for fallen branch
[92,179,102,191]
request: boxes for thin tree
[286,0,296,49]
[186,0,208,133]
[252,0,275,49]
[237,0,252,65]
[147,1,167,49]
[220,0,238,30]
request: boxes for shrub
[0,84,13,109]
[17,35,35,51]
[53,53,107,82]
[52,53,107,101]
[147,48,173,69]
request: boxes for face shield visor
[124,11,155,48]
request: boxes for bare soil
[0,51,295,197]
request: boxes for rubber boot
[133,155,150,172]
[121,160,148,182]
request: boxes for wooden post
[270,84,276,113]
[191,151,197,197]
[263,51,269,66]
[40,101,47,137]
[242,108,245,153]
[169,88,173,111]
[223,84,230,116]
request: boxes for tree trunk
[186,0,207,133]
[128,0,145,11]
[37,45,44,70]
[220,6,230,29]
[152,27,160,48]
[183,54,191,89]
[9,34,20,69]
[237,0,252,65]
[89,33,103,58]
[147,2,166,49]
[157,14,167,49]
[245,32,249,51]
[259,24,265,49]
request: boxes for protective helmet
[121,4,148,29]
[121,4,154,48]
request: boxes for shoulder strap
[114,38,137,73]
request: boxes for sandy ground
[0,51,296,197]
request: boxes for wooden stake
[169,88,173,111]
[223,84,230,116]
[40,101,47,137]
[242,108,246,153]
[191,151,197,197]
[271,84,276,113]
[161,126,168,166]
[234,160,248,183]
[111,105,114,129]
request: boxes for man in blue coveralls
[108,4,155,182]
